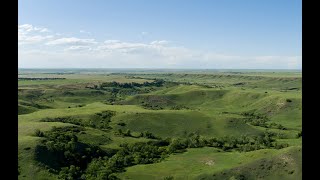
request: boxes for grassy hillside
[18,70,302,180]
[119,146,301,180]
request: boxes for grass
[18,74,153,86]
[118,146,301,180]
[200,146,302,180]
[18,70,301,180]
[112,111,214,138]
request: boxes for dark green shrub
[164,176,174,180]
[117,122,126,126]
[58,165,82,180]
[34,129,44,137]
[296,131,302,138]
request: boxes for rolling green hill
[18,71,302,180]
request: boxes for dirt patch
[203,160,215,166]
[276,102,286,109]
[279,155,295,165]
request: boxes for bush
[34,126,105,176]
[142,131,158,139]
[138,131,157,139]
[117,122,126,126]
[124,129,131,137]
[276,124,286,130]
[168,138,188,153]
[114,129,123,136]
[296,131,302,138]
[164,176,174,180]
[84,158,117,180]
[115,129,132,137]
[58,165,82,180]
[274,143,289,149]
[34,129,44,137]
[34,126,283,179]
[41,111,115,130]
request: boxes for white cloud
[18,24,53,45]
[18,24,34,32]
[150,40,169,46]
[19,34,54,45]
[64,45,92,51]
[104,40,121,44]
[18,24,302,69]
[99,41,147,50]
[46,37,97,46]
[80,30,91,34]
[19,24,50,33]
[36,27,49,33]
[141,31,148,35]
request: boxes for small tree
[58,165,81,180]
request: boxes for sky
[18,0,302,69]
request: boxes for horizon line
[18,67,302,70]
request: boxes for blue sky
[18,0,301,69]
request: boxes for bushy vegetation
[18,77,66,80]
[170,105,190,110]
[41,110,116,130]
[34,129,44,137]
[241,112,287,130]
[86,80,167,105]
[296,130,302,138]
[269,122,287,130]
[87,79,166,96]
[117,122,126,126]
[83,140,171,179]
[168,131,287,153]
[99,79,165,89]
[34,126,107,179]
[35,126,170,179]
[141,102,165,110]
[18,71,301,179]
[114,129,159,139]
[34,125,288,180]
[114,129,133,137]
[138,131,159,139]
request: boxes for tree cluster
[34,126,288,180]
[41,111,116,130]
[99,79,165,89]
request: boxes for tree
[58,165,81,180]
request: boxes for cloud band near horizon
[18,24,301,69]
